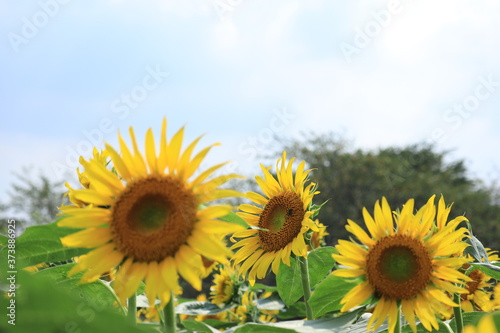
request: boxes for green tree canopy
[279,132,500,250]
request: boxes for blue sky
[1,0,500,203]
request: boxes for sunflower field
[2,118,500,333]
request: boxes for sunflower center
[462,270,483,298]
[258,191,305,252]
[366,234,432,300]
[111,175,197,262]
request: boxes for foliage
[0,167,68,234]
[280,132,500,249]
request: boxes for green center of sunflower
[366,234,432,300]
[268,207,287,232]
[130,194,170,232]
[379,246,418,283]
[258,191,305,252]
[111,175,197,262]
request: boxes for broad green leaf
[277,248,337,307]
[464,226,489,263]
[307,247,336,288]
[176,301,235,315]
[235,310,361,333]
[0,219,90,269]
[249,283,278,293]
[0,270,148,333]
[256,296,285,311]
[277,256,302,307]
[449,311,487,330]
[278,302,306,320]
[203,319,239,330]
[182,319,220,333]
[232,323,296,333]
[308,275,357,318]
[220,212,250,228]
[34,263,123,315]
[470,262,500,280]
[0,233,8,247]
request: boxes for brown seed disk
[258,191,305,252]
[110,175,197,262]
[366,234,433,300]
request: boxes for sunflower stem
[395,303,402,333]
[127,293,137,325]
[163,291,176,333]
[298,256,314,320]
[453,292,464,333]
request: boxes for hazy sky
[1,0,500,203]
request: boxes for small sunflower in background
[58,118,243,309]
[460,250,499,312]
[332,195,471,333]
[463,312,500,333]
[308,220,329,250]
[231,152,319,284]
[210,265,239,306]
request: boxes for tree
[0,167,68,234]
[278,132,500,250]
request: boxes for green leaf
[233,323,296,333]
[236,310,361,333]
[182,319,220,333]
[449,311,487,330]
[307,247,336,288]
[219,212,250,228]
[276,248,337,308]
[470,262,500,280]
[0,219,90,269]
[0,270,148,333]
[277,256,302,307]
[249,283,278,293]
[256,296,285,311]
[308,274,357,318]
[277,302,306,320]
[175,301,235,315]
[34,263,123,314]
[464,227,489,263]
[0,233,8,247]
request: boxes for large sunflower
[58,118,243,308]
[333,195,471,333]
[231,152,319,284]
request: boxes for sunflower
[460,250,498,312]
[230,152,319,284]
[58,118,243,308]
[308,220,329,250]
[463,313,500,333]
[210,265,239,305]
[332,195,471,333]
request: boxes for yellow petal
[145,261,161,307]
[176,245,202,291]
[72,189,113,206]
[105,143,132,181]
[128,126,148,176]
[61,227,112,248]
[58,214,109,228]
[159,256,178,291]
[145,128,158,174]
[340,281,372,312]
[80,250,123,283]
